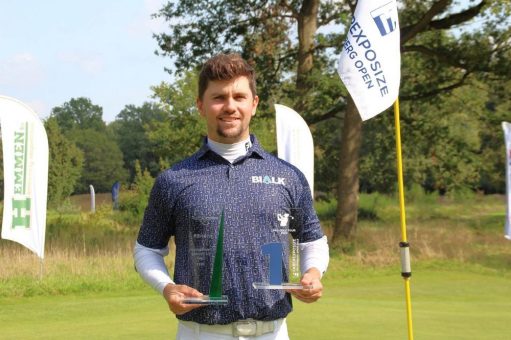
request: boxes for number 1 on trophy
[253,238,312,290]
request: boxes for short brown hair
[198,53,257,100]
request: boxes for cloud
[0,53,45,88]
[57,51,104,75]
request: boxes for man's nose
[224,97,236,113]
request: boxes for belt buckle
[233,319,257,336]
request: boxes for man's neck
[207,137,252,163]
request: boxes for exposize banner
[0,96,49,258]
[275,104,314,196]
[502,122,511,240]
[337,0,400,120]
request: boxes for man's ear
[196,97,205,116]
[252,95,259,116]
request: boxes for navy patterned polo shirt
[137,135,324,325]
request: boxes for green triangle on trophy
[209,209,224,298]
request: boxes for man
[134,53,329,339]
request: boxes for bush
[119,161,154,222]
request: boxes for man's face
[197,76,259,144]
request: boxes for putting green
[1,269,510,339]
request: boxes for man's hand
[289,267,323,303]
[163,283,205,315]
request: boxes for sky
[0,0,171,123]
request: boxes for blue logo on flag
[371,2,397,37]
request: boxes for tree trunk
[295,0,319,112]
[333,96,362,245]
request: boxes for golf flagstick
[394,99,414,340]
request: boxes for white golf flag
[0,96,49,258]
[502,122,511,240]
[275,104,314,196]
[337,0,400,120]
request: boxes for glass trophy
[182,208,228,305]
[253,208,312,290]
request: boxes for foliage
[69,129,128,193]
[45,118,84,206]
[148,72,205,166]
[110,102,168,179]
[360,82,488,194]
[50,97,106,132]
[50,97,128,193]
[119,161,155,221]
[478,78,510,193]
[131,160,155,206]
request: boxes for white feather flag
[275,104,314,196]
[0,96,49,258]
[502,122,511,240]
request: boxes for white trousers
[176,319,290,340]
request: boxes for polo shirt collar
[197,134,266,161]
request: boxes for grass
[1,262,510,339]
[289,266,511,340]
[0,248,145,297]
[0,292,172,339]
[316,192,510,268]
[1,192,510,338]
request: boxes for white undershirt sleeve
[299,235,329,278]
[133,241,174,294]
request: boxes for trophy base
[252,282,313,290]
[182,295,229,305]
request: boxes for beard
[217,124,244,139]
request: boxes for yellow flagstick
[393,98,414,340]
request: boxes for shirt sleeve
[133,241,174,294]
[136,173,175,249]
[293,172,324,243]
[299,235,329,278]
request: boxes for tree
[50,97,106,132]
[359,82,488,194]
[110,102,168,179]
[478,78,511,193]
[50,98,128,193]
[70,129,128,193]
[148,71,206,167]
[153,0,511,245]
[45,118,84,205]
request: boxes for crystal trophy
[253,208,312,290]
[183,208,228,305]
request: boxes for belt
[180,318,283,337]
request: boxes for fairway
[1,267,510,339]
